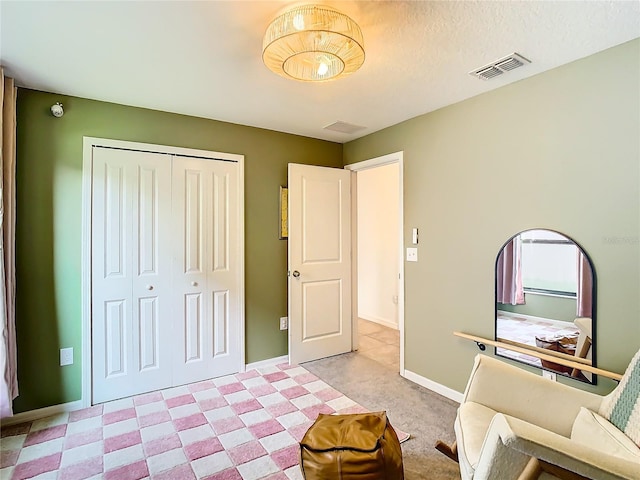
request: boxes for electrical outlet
[60,347,74,366]
[279,317,288,330]
[406,247,418,262]
[542,370,556,381]
[392,295,398,304]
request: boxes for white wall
[357,163,400,328]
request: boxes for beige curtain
[0,67,18,418]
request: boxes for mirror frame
[494,229,597,384]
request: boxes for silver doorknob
[292,270,300,278]
[146,285,153,291]
[191,281,198,286]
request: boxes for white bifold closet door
[91,147,241,404]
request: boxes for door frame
[345,151,405,375]
[81,137,245,407]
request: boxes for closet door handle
[292,271,300,278]
[191,281,198,287]
[146,285,154,291]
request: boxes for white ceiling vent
[323,121,367,134]
[470,53,531,80]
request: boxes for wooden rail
[453,331,623,381]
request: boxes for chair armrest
[462,354,602,436]
[474,413,640,480]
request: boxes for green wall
[14,90,342,413]
[499,293,577,322]
[344,39,640,396]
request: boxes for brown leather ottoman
[299,411,404,479]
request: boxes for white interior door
[288,163,352,364]
[91,148,173,404]
[172,156,242,385]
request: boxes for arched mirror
[495,229,596,384]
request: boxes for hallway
[356,318,400,370]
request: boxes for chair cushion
[571,407,640,462]
[599,348,640,447]
[456,401,498,469]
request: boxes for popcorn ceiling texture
[2,1,639,142]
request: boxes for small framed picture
[279,186,288,239]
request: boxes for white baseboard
[402,369,463,404]
[3,400,84,426]
[245,355,289,371]
[359,314,398,330]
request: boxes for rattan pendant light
[262,4,365,82]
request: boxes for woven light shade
[262,4,365,82]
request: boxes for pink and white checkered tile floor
[0,363,382,480]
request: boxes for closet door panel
[137,165,161,275]
[104,299,128,378]
[184,170,204,274]
[92,148,172,404]
[208,162,241,370]
[212,172,229,272]
[103,164,128,280]
[173,159,210,384]
[131,154,172,391]
[213,290,229,356]
[184,292,203,363]
[139,296,159,371]
[173,157,241,384]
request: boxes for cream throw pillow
[599,348,640,447]
[571,407,640,461]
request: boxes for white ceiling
[1,1,639,143]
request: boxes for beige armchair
[437,353,640,480]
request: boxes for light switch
[406,248,418,262]
[412,228,419,245]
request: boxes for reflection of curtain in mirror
[496,237,525,305]
[577,252,592,318]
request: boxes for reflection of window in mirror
[521,230,577,297]
[495,229,596,384]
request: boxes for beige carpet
[304,351,462,480]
